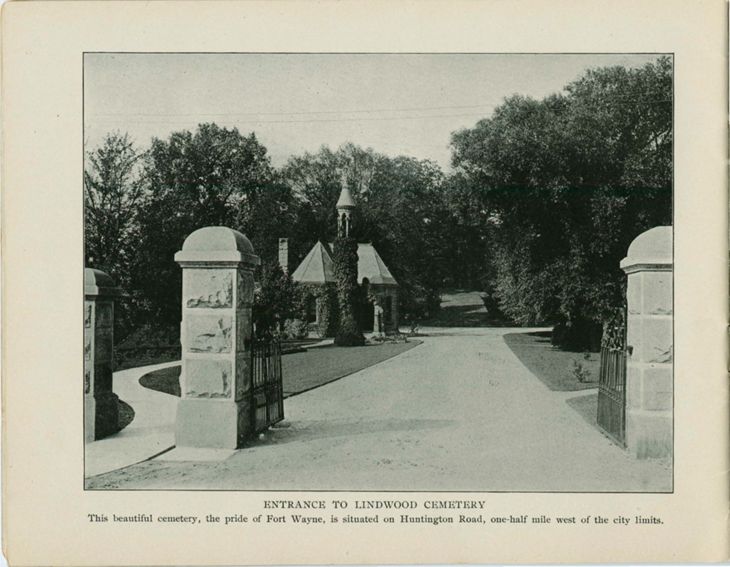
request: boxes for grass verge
[503,331,599,391]
[139,340,422,399]
[116,399,135,432]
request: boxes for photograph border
[81,50,676,495]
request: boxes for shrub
[572,360,591,383]
[282,318,309,340]
[114,324,180,370]
[254,261,303,335]
[298,283,339,338]
[551,317,602,352]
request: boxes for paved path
[86,327,671,491]
[84,361,179,477]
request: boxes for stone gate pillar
[174,227,260,449]
[84,268,121,442]
[620,226,673,459]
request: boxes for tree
[450,57,672,348]
[357,154,451,318]
[84,132,144,283]
[253,261,303,335]
[280,143,377,246]
[243,177,299,264]
[130,123,277,328]
[84,132,145,339]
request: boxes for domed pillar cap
[84,268,122,298]
[175,226,260,267]
[620,226,673,274]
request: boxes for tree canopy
[84,132,144,284]
[450,57,672,346]
[281,144,452,318]
[85,57,672,349]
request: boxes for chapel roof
[355,243,398,286]
[291,241,398,287]
[290,241,334,284]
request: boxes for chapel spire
[336,177,356,238]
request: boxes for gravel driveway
[86,326,671,492]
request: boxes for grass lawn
[139,340,422,398]
[503,331,600,391]
[117,399,135,430]
[418,289,513,328]
[116,346,181,371]
[117,338,319,371]
[140,367,181,397]
[95,399,135,440]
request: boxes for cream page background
[2,0,728,564]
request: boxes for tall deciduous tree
[451,57,672,347]
[84,132,144,284]
[131,124,277,328]
[84,132,145,339]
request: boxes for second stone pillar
[174,227,260,449]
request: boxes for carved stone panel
[186,314,233,353]
[185,270,233,309]
[641,318,673,364]
[184,359,232,398]
[642,271,673,316]
[84,330,93,364]
[84,302,93,328]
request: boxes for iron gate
[597,346,627,446]
[251,337,284,433]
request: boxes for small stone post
[174,227,260,449]
[84,268,121,442]
[373,303,384,337]
[620,226,673,459]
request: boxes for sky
[84,53,663,170]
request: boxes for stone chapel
[286,185,399,334]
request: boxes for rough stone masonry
[174,226,260,449]
[621,226,673,459]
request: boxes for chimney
[278,238,289,274]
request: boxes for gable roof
[292,242,398,287]
[356,243,398,286]
[290,241,334,284]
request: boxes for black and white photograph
[82,52,673,492]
